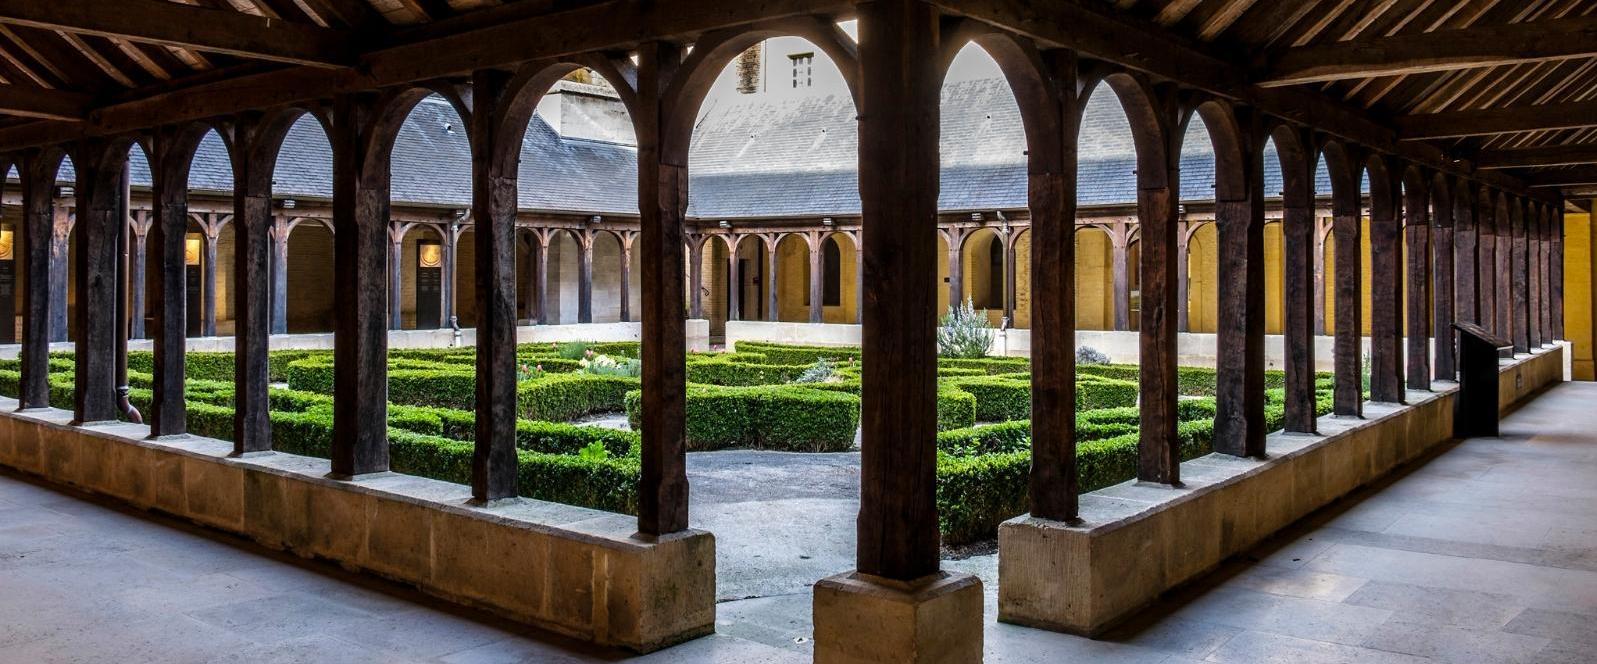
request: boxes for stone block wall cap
[820,570,982,600]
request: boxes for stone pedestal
[812,570,983,664]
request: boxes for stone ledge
[0,398,714,653]
[998,344,1565,636]
[813,571,984,664]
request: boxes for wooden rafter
[1525,166,1597,187]
[1398,100,1597,140]
[1476,143,1597,169]
[0,82,88,120]
[0,0,357,68]
[1261,15,1597,87]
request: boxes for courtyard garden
[0,338,1336,545]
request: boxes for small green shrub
[937,299,994,359]
[518,373,638,422]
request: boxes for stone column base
[813,570,983,664]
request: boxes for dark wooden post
[1527,203,1541,349]
[201,224,219,337]
[388,223,405,330]
[1277,127,1317,433]
[1478,193,1497,333]
[148,131,194,436]
[764,237,779,322]
[1509,199,1529,353]
[471,68,518,502]
[1313,216,1329,336]
[443,221,460,328]
[619,231,635,323]
[1003,229,1018,326]
[1367,160,1403,404]
[329,94,389,478]
[233,115,276,455]
[529,228,548,325]
[270,216,289,334]
[856,0,941,578]
[1327,145,1364,416]
[19,151,59,409]
[687,234,704,319]
[1493,196,1512,341]
[1404,171,1431,390]
[946,228,965,312]
[726,236,741,322]
[1552,209,1564,340]
[1538,205,1552,346]
[1213,107,1266,457]
[128,214,149,340]
[48,204,69,343]
[1453,185,1478,327]
[808,233,823,323]
[71,142,126,424]
[1432,178,1456,380]
[1175,220,1190,333]
[1110,225,1130,331]
[575,229,594,324]
[1135,85,1181,485]
[637,40,690,535]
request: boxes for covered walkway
[3,381,1593,663]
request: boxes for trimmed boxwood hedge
[624,384,860,452]
[518,373,639,422]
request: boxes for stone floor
[3,381,1596,662]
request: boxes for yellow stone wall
[1566,210,1594,380]
[1075,228,1115,330]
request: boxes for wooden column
[1003,230,1018,326]
[148,133,193,436]
[1313,217,1328,335]
[1213,110,1266,458]
[688,235,704,319]
[1453,186,1478,329]
[1510,199,1529,353]
[619,232,635,323]
[946,229,964,311]
[471,68,518,502]
[1432,180,1456,380]
[1553,209,1565,340]
[443,222,460,328]
[1175,220,1190,332]
[1494,197,1512,341]
[854,239,864,325]
[1329,149,1364,417]
[1404,174,1431,390]
[71,143,125,424]
[329,94,389,478]
[48,204,69,343]
[765,238,779,322]
[1527,204,1542,348]
[232,117,275,455]
[1478,195,1497,334]
[808,234,823,323]
[1538,206,1552,345]
[388,224,405,330]
[128,215,149,340]
[576,230,594,324]
[1368,164,1403,404]
[856,0,941,579]
[19,152,58,409]
[1136,90,1180,485]
[726,237,741,322]
[637,41,690,535]
[270,216,289,334]
[201,226,219,337]
[1110,226,1130,330]
[1279,129,1317,433]
[529,229,548,324]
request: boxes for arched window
[823,237,841,307]
[986,240,1004,309]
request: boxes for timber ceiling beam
[1526,167,1597,188]
[1396,101,1597,141]
[0,0,358,68]
[0,83,88,121]
[928,0,1551,201]
[1260,15,1597,87]
[1476,144,1597,170]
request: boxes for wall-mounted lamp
[588,215,603,225]
[184,234,203,266]
[821,217,834,226]
[969,212,984,223]
[418,241,442,268]
[718,220,731,229]
[278,198,297,210]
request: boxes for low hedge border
[624,384,860,452]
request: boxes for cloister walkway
[2,382,1594,663]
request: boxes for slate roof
[55,78,1340,220]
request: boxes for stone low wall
[0,320,713,359]
[997,344,1567,637]
[0,401,715,653]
